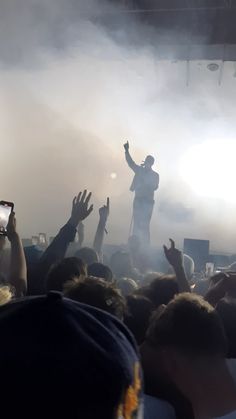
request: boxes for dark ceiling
[104,0,236,60]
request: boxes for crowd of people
[1,189,236,419]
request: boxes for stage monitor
[183,238,210,272]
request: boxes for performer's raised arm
[123,141,139,173]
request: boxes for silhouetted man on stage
[124,141,159,244]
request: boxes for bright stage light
[110,172,117,180]
[179,139,236,202]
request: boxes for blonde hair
[0,286,12,306]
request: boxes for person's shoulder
[144,395,176,419]
[152,170,159,177]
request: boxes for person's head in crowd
[0,293,142,418]
[116,277,138,297]
[46,257,86,292]
[88,262,113,282]
[125,295,154,345]
[142,272,163,286]
[134,285,153,300]
[183,254,195,281]
[142,293,236,419]
[148,275,179,308]
[64,276,126,320]
[110,251,133,278]
[75,246,98,266]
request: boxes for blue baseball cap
[0,292,143,418]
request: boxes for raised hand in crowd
[93,197,110,259]
[163,238,190,293]
[7,211,27,297]
[99,197,110,224]
[69,190,93,228]
[28,189,93,295]
[164,238,183,268]
[205,272,236,306]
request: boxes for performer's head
[142,155,155,169]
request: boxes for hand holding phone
[0,201,14,236]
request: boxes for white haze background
[1,0,236,252]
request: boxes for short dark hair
[147,293,227,357]
[46,257,86,292]
[137,276,179,308]
[88,263,113,282]
[125,295,154,345]
[64,276,126,320]
[74,247,98,266]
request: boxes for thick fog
[1,0,236,252]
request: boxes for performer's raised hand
[123,141,129,152]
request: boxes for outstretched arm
[7,212,27,297]
[28,190,93,295]
[204,274,229,306]
[93,197,109,259]
[41,190,93,268]
[123,141,139,173]
[77,222,85,248]
[164,239,191,293]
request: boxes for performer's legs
[132,197,143,239]
[132,198,154,244]
[142,200,154,244]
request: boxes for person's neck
[194,411,211,419]
[182,359,236,419]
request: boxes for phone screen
[0,202,13,235]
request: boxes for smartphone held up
[0,201,14,236]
